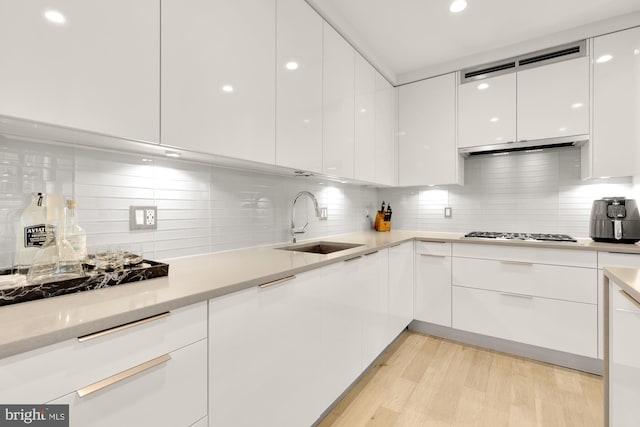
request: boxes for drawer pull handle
[618,290,640,311]
[364,251,379,256]
[500,260,533,266]
[344,256,362,263]
[500,292,533,299]
[420,253,447,258]
[258,275,296,289]
[390,243,402,248]
[77,354,171,398]
[78,312,171,343]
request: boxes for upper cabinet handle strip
[364,251,379,256]
[344,256,362,262]
[76,354,171,398]
[389,243,402,248]
[500,260,534,266]
[258,275,296,289]
[78,312,171,343]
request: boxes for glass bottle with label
[64,199,87,263]
[27,195,84,285]
[14,193,50,273]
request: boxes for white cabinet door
[275,0,323,173]
[358,250,391,368]
[354,53,376,183]
[209,268,358,427]
[161,0,276,164]
[374,73,397,186]
[323,22,355,178]
[398,73,460,186]
[0,0,159,142]
[458,73,517,148]
[609,282,640,427]
[518,57,589,142]
[415,243,452,326]
[388,241,414,336]
[592,27,640,178]
[49,340,207,427]
[453,286,597,357]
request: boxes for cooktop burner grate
[464,231,577,242]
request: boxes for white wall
[379,148,634,238]
[0,136,377,265]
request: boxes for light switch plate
[444,207,452,218]
[130,206,157,230]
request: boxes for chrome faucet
[291,191,321,243]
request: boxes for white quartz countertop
[604,267,640,304]
[1,230,639,359]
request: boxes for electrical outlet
[130,206,157,230]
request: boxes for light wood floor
[318,332,603,427]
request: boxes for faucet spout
[291,191,321,243]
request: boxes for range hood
[458,135,589,157]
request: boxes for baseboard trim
[409,320,604,375]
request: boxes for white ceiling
[306,0,640,84]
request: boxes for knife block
[374,212,391,232]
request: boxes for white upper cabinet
[161,0,276,165]
[398,72,461,186]
[275,0,323,173]
[458,73,517,148]
[375,73,397,186]
[354,53,376,183]
[323,22,355,179]
[0,0,159,142]
[592,27,640,178]
[518,57,589,141]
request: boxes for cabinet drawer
[48,339,207,427]
[0,302,207,403]
[415,240,451,256]
[598,252,640,269]
[452,257,597,304]
[452,286,597,357]
[453,243,596,267]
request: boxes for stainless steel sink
[277,241,363,255]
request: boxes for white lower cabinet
[208,249,397,427]
[451,243,598,358]
[414,241,452,326]
[388,242,415,335]
[453,286,597,357]
[609,281,640,427]
[0,302,208,426]
[49,339,207,427]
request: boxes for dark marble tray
[0,260,169,307]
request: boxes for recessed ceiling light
[285,61,299,71]
[558,127,568,132]
[44,10,66,24]
[477,82,489,90]
[164,150,181,158]
[221,85,234,93]
[490,117,499,122]
[634,49,639,56]
[571,102,584,109]
[359,108,367,113]
[449,0,467,13]
[303,119,310,124]
[596,54,613,63]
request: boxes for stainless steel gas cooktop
[464,231,577,242]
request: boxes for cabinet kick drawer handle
[500,260,534,266]
[500,292,534,299]
[78,312,171,343]
[344,256,362,262]
[420,253,447,258]
[77,354,171,398]
[618,290,640,311]
[258,275,296,289]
